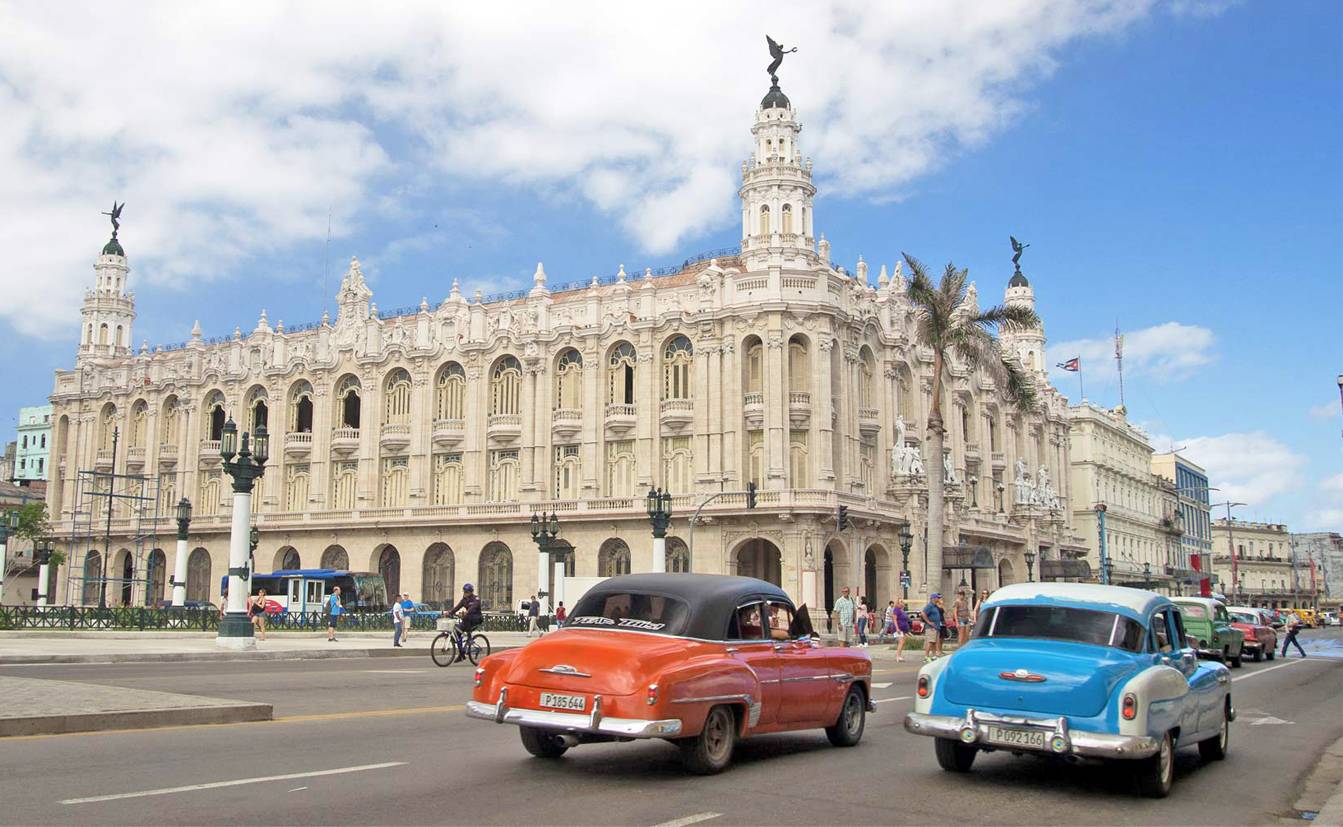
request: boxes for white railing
[660,399,693,415]
[285,432,313,449]
[331,427,360,442]
[789,391,811,406]
[158,443,179,461]
[381,423,411,440]
[742,392,764,408]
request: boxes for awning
[1041,559,1092,580]
[942,545,995,571]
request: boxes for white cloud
[3,0,1213,340]
[1178,431,1307,506]
[1309,402,1339,420]
[1048,321,1216,388]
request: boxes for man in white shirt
[392,599,406,648]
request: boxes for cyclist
[448,583,484,662]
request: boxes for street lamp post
[1143,561,1152,590]
[1095,504,1110,584]
[0,509,19,601]
[35,543,52,607]
[217,417,268,649]
[898,523,913,600]
[170,498,192,607]
[530,511,561,613]
[1213,501,1246,602]
[646,487,672,573]
[1024,551,1036,582]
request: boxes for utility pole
[1114,323,1125,410]
[1214,501,1246,602]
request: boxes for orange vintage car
[466,573,874,773]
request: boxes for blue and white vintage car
[904,583,1234,798]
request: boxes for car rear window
[1178,604,1208,619]
[566,592,691,635]
[1230,612,1256,624]
[977,605,1147,653]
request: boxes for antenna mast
[1114,321,1126,409]
[323,207,332,304]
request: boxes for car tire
[825,685,866,747]
[1267,648,1276,661]
[519,726,569,759]
[1229,651,1242,669]
[934,737,977,772]
[1136,732,1174,798]
[1252,647,1263,663]
[1217,648,1228,663]
[679,705,736,775]
[1198,701,1230,762]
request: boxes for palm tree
[902,253,1040,597]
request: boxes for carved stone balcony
[990,451,1006,466]
[487,413,522,443]
[965,442,981,461]
[125,446,146,469]
[742,392,764,429]
[380,423,411,452]
[788,391,812,427]
[198,440,221,465]
[660,398,694,431]
[552,408,582,439]
[604,403,637,435]
[157,443,178,467]
[330,427,360,455]
[858,407,880,437]
[432,418,465,447]
[284,432,313,457]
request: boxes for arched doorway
[734,538,782,586]
[81,551,101,606]
[423,543,454,606]
[598,539,631,578]
[479,542,513,612]
[666,537,690,573]
[998,558,1017,588]
[275,546,301,571]
[186,548,212,602]
[377,546,401,598]
[321,545,349,570]
[146,549,167,605]
[116,549,134,606]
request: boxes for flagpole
[1079,365,1084,402]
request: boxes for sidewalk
[0,675,271,737]
[0,629,537,664]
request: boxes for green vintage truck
[1173,597,1244,668]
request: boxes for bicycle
[430,617,491,667]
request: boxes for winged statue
[766,35,797,84]
[103,201,124,236]
[1010,235,1030,269]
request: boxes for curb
[0,643,522,666]
[0,701,273,737]
[1319,782,1343,826]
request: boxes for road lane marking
[1232,659,1315,682]
[872,682,893,689]
[650,814,722,827]
[362,669,432,674]
[874,696,912,704]
[61,762,407,805]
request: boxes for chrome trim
[670,692,754,706]
[832,673,856,684]
[904,711,1158,759]
[465,700,682,738]
[748,701,762,727]
[779,674,832,683]
[588,694,603,731]
[539,665,592,678]
[493,686,509,723]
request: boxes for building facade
[44,77,1079,613]
[1068,404,1185,593]
[1150,451,1211,588]
[1211,519,1295,608]
[14,405,53,482]
[1290,531,1341,610]
[1,441,14,483]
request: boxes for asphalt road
[1,628,1340,826]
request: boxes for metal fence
[0,606,547,633]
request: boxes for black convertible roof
[574,573,792,640]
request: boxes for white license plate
[539,692,586,711]
[986,725,1047,750]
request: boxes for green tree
[4,501,62,580]
[902,254,1039,595]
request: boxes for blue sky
[1,1,1339,528]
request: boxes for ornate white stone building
[45,77,1081,613]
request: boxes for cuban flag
[1056,357,1080,372]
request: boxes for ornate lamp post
[1102,557,1114,588]
[1142,561,1152,590]
[1024,550,1036,582]
[1095,503,1110,584]
[531,511,561,612]
[249,525,260,580]
[170,498,192,607]
[898,523,913,600]
[217,417,268,649]
[35,542,53,608]
[646,487,673,573]
[0,509,19,601]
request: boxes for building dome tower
[1001,245,1047,377]
[739,43,816,270]
[79,203,136,358]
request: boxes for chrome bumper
[904,710,1159,760]
[465,688,682,739]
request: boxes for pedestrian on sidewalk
[923,594,945,661]
[555,601,566,628]
[248,589,269,642]
[883,600,897,642]
[955,591,971,646]
[1281,617,1308,658]
[400,593,415,642]
[526,595,541,637]
[856,596,869,647]
[392,596,406,648]
[893,599,912,661]
[326,587,343,642]
[833,587,855,646]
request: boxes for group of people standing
[830,586,994,663]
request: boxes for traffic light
[836,504,850,532]
[746,481,758,509]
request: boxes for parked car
[905,583,1234,798]
[1294,608,1318,628]
[1226,606,1277,662]
[1173,598,1244,668]
[466,573,873,774]
[1321,612,1340,627]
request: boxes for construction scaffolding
[65,455,164,608]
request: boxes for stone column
[171,536,189,606]
[765,330,787,485]
[817,339,835,483]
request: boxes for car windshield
[1178,603,1208,619]
[566,592,692,636]
[977,605,1147,653]
[1230,612,1257,624]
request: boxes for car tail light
[917,675,930,698]
[1122,692,1137,721]
[474,667,485,688]
[647,684,659,706]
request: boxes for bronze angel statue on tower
[766,35,797,85]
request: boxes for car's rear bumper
[904,710,1159,760]
[465,692,682,739]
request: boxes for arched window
[243,385,268,433]
[663,336,693,400]
[859,348,875,409]
[129,400,148,447]
[284,464,310,511]
[790,430,809,487]
[788,336,809,393]
[553,445,580,500]
[489,449,519,502]
[479,542,513,612]
[146,549,167,605]
[115,325,123,348]
[81,550,102,605]
[491,356,522,416]
[423,544,454,606]
[745,337,764,394]
[554,349,583,410]
[606,440,636,497]
[781,203,793,234]
[321,545,349,570]
[186,548,212,602]
[663,436,693,494]
[435,363,466,421]
[598,539,632,578]
[204,392,226,441]
[383,369,412,425]
[290,381,314,433]
[99,404,118,452]
[666,538,691,574]
[331,462,357,509]
[381,457,408,506]
[758,204,770,236]
[98,324,109,346]
[432,453,464,505]
[277,547,301,570]
[199,472,221,515]
[161,397,180,445]
[378,545,401,598]
[335,376,361,429]
[608,343,636,405]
